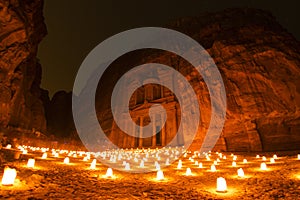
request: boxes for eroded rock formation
[94,8,300,151]
[2,2,298,152]
[0,0,47,134]
[45,91,76,139]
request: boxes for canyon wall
[0,0,47,135]
[44,91,76,139]
[1,2,299,152]
[173,8,300,151]
[94,8,300,151]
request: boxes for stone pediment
[130,97,177,112]
[131,101,163,112]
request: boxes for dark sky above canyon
[37,0,300,97]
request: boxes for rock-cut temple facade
[108,68,184,149]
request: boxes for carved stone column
[152,114,156,147]
[139,116,143,147]
[123,119,128,148]
[131,118,136,148]
[161,114,166,146]
[173,109,178,146]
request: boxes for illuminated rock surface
[0,2,299,153]
[94,8,300,152]
[0,0,47,133]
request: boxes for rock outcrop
[0,0,47,134]
[93,8,300,151]
[45,91,76,139]
[7,3,298,152]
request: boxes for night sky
[37,0,300,97]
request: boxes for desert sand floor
[0,149,300,200]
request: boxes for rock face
[45,91,76,139]
[185,8,300,152]
[0,0,47,134]
[93,8,300,152]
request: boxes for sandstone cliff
[94,8,300,151]
[0,0,47,134]
[45,91,76,139]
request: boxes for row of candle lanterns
[9,145,300,162]
[1,144,300,194]
[1,163,230,193]
[22,153,273,173]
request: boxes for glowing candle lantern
[1,167,17,186]
[177,160,182,169]
[185,168,192,176]
[198,162,203,168]
[273,154,278,159]
[22,150,28,154]
[195,161,198,165]
[256,155,260,158]
[155,164,161,171]
[125,163,130,170]
[165,158,170,165]
[243,159,247,164]
[86,154,91,160]
[270,158,275,163]
[64,157,70,164]
[118,155,122,160]
[90,159,96,170]
[211,164,216,172]
[139,160,144,168]
[216,177,227,193]
[42,153,47,159]
[105,168,113,178]
[83,157,88,161]
[54,153,59,158]
[223,156,227,160]
[233,155,237,161]
[156,170,164,181]
[298,154,300,160]
[6,144,12,149]
[237,168,245,177]
[27,158,35,168]
[206,156,210,161]
[232,161,237,167]
[260,162,267,170]
[262,156,267,161]
[214,160,218,165]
